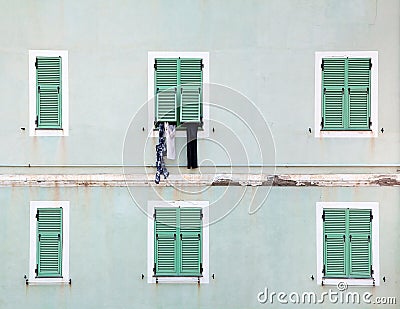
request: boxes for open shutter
[348,209,372,278]
[179,208,202,276]
[154,208,178,276]
[36,57,62,128]
[37,208,62,277]
[323,209,346,277]
[322,58,346,130]
[347,58,371,130]
[180,59,202,123]
[155,59,178,122]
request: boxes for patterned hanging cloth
[155,123,169,184]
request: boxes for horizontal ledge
[0,174,398,187]
[0,164,398,168]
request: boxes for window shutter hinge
[369,59,372,70]
[179,233,182,240]
[342,87,344,94]
[322,210,325,221]
[156,233,159,240]
[198,233,201,240]
[370,210,373,221]
[57,86,60,94]
[154,60,157,70]
[175,233,177,240]
[322,265,325,275]
[200,210,203,220]
[153,210,156,219]
[368,235,371,242]
[349,235,352,242]
[321,117,324,129]
[38,86,40,93]
[38,234,41,241]
[371,265,374,275]
[366,87,369,94]
[343,235,345,242]
[35,58,38,69]
[35,264,38,276]
[35,115,38,126]
[153,263,156,275]
[200,59,204,70]
[200,263,203,274]
[35,210,39,220]
[321,59,324,71]
[369,117,372,129]
[58,234,60,241]
[324,234,327,240]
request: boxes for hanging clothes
[186,123,198,169]
[155,123,169,184]
[165,123,176,160]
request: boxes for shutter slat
[180,87,201,123]
[180,208,202,275]
[36,57,62,128]
[349,209,371,278]
[155,208,178,276]
[155,59,178,122]
[37,208,62,278]
[324,209,346,277]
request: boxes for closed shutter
[180,59,202,123]
[36,57,62,128]
[322,58,345,130]
[36,208,63,277]
[179,208,202,276]
[154,208,178,276]
[323,209,346,277]
[347,58,371,129]
[348,209,372,278]
[155,59,178,122]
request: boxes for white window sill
[27,278,70,285]
[33,129,67,137]
[315,130,377,138]
[149,277,205,284]
[322,278,375,287]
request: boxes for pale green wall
[0,186,399,308]
[0,0,398,172]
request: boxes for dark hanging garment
[186,123,198,169]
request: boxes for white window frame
[147,201,209,284]
[316,202,379,286]
[28,201,70,284]
[29,50,69,136]
[148,51,210,138]
[314,51,378,138]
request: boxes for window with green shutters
[36,207,63,278]
[321,58,371,130]
[154,58,203,126]
[154,207,203,277]
[35,56,62,129]
[323,208,372,279]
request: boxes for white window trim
[314,51,378,138]
[147,201,209,284]
[148,51,210,138]
[29,50,69,136]
[29,201,70,284]
[316,202,379,286]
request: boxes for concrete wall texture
[0,0,399,308]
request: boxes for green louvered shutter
[36,208,63,278]
[155,59,178,122]
[179,208,202,276]
[36,57,62,128]
[322,58,345,130]
[347,58,371,130]
[154,208,178,276]
[348,209,372,278]
[180,59,202,123]
[323,209,346,278]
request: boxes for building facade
[0,1,399,308]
